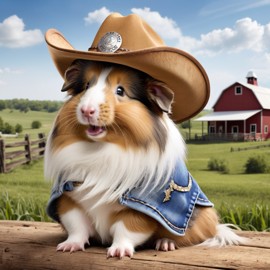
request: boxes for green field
[0,109,269,230]
[0,108,57,138]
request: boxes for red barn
[196,71,270,141]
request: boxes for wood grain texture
[0,221,269,270]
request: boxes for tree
[31,120,42,129]
[0,100,6,111]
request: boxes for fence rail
[0,133,46,173]
[230,143,270,152]
[183,132,266,142]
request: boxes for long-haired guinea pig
[45,60,244,258]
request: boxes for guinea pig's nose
[81,106,96,118]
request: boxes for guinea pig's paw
[107,242,134,259]
[155,238,177,251]
[57,240,87,253]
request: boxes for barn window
[250,124,256,134]
[209,126,215,134]
[231,126,238,133]
[235,86,242,95]
[265,125,269,134]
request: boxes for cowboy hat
[45,13,210,123]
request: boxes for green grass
[0,110,270,230]
[219,203,270,231]
[0,192,50,222]
[0,160,51,203]
[186,141,270,174]
[0,108,56,139]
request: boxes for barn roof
[212,81,270,110]
[195,110,261,122]
[239,82,270,109]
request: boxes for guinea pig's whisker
[111,122,123,137]
[112,116,130,139]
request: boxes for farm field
[0,108,57,138]
[0,109,269,230]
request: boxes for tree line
[0,99,63,113]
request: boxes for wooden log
[5,150,27,160]
[0,221,269,270]
[5,141,27,148]
[5,158,28,172]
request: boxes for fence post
[24,134,32,164]
[38,133,46,156]
[0,139,6,173]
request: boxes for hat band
[88,46,130,53]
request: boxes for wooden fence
[230,143,270,152]
[0,133,46,173]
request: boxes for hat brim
[45,29,210,123]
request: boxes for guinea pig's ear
[148,81,174,114]
[61,65,80,92]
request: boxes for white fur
[44,115,185,244]
[57,208,94,252]
[108,221,152,258]
[45,115,185,207]
[76,68,112,126]
[199,224,247,247]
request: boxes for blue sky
[1,0,270,109]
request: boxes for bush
[2,122,15,134]
[181,120,192,129]
[31,120,42,129]
[15,123,23,133]
[245,155,269,174]
[207,158,230,174]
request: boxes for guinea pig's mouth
[86,125,106,137]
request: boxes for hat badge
[98,32,122,53]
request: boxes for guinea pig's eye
[116,86,125,97]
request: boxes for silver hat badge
[98,32,122,53]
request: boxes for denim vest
[119,160,213,236]
[47,160,213,236]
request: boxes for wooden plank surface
[0,220,269,270]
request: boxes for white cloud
[0,67,23,74]
[193,18,265,55]
[84,7,112,25]
[0,15,43,48]
[175,17,270,57]
[131,7,182,41]
[126,8,270,57]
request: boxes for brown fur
[51,60,169,151]
[110,207,218,248]
[50,60,221,254]
[50,96,88,151]
[155,207,218,247]
[57,194,79,215]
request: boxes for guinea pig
[45,59,244,258]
